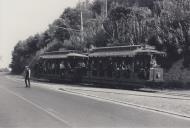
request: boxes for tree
[49,18,70,42]
[10,41,29,74]
[10,0,190,74]
[36,31,52,49]
[60,8,81,30]
[90,0,102,17]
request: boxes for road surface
[0,73,190,128]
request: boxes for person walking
[25,66,31,88]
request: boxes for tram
[35,50,88,82]
[85,45,165,87]
[34,45,165,87]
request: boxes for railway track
[159,92,190,98]
[62,87,190,101]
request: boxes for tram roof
[40,50,88,59]
[89,45,166,57]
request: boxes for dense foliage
[10,0,190,74]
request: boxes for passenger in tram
[82,62,87,75]
[139,67,145,79]
[121,61,126,78]
[39,64,43,74]
[44,66,47,74]
[112,62,117,78]
[115,62,121,78]
[151,57,157,68]
[134,60,140,73]
[47,63,51,73]
[78,61,86,68]
[95,60,99,76]
[78,61,87,76]
[66,62,72,73]
[99,60,104,77]
[67,62,71,69]
[91,60,97,76]
[52,63,55,74]
[107,61,113,78]
[124,65,131,79]
[60,61,65,78]
[144,66,149,80]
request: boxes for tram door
[149,67,164,81]
[149,55,164,81]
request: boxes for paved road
[0,73,190,128]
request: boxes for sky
[0,0,80,68]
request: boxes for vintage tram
[85,45,165,87]
[35,50,88,82]
[35,45,165,87]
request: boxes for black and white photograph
[0,0,190,127]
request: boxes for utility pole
[105,0,108,17]
[80,0,84,42]
[81,10,84,42]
